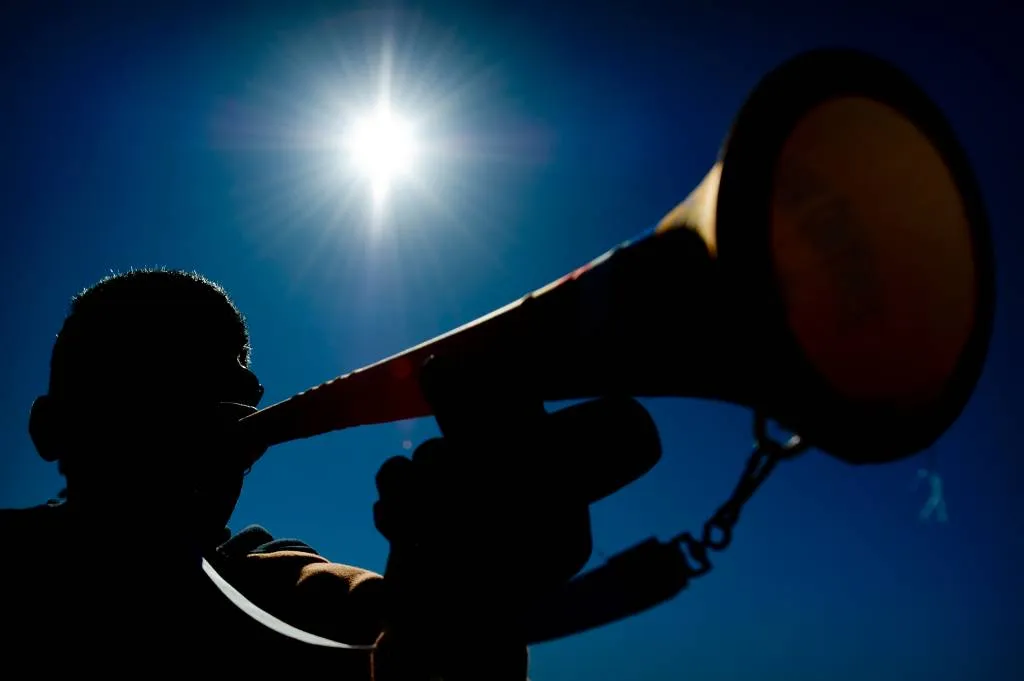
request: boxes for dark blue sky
[1,1,1021,679]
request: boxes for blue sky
[1,2,1021,679]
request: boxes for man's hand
[371,354,659,680]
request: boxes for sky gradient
[1,2,1021,679]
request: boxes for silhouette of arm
[224,548,386,646]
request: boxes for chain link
[671,413,809,577]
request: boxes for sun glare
[345,105,417,205]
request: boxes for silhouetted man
[0,269,624,679]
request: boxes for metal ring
[703,518,733,551]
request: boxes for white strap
[200,557,376,651]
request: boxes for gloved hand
[371,354,659,681]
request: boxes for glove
[371,354,659,680]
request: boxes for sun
[345,104,418,206]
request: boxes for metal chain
[671,413,810,577]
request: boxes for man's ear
[29,395,62,463]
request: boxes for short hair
[48,269,250,399]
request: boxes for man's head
[30,270,266,542]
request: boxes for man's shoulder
[216,523,382,586]
[213,523,384,645]
[0,503,69,587]
[216,523,322,560]
[0,502,65,540]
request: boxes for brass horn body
[242,48,994,466]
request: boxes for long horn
[241,48,994,466]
